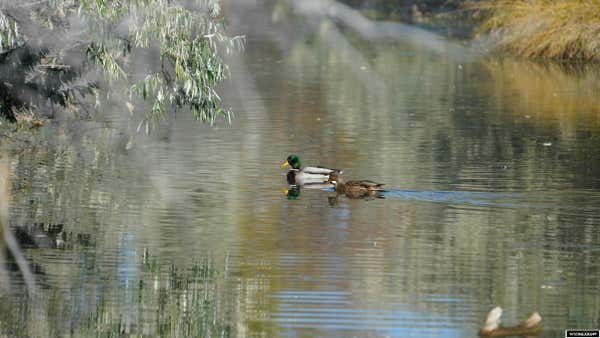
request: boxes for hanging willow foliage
[0,0,244,126]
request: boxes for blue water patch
[383,189,532,208]
[272,289,470,338]
[323,186,552,209]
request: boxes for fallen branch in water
[0,155,36,296]
[480,306,542,337]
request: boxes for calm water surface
[1,0,600,337]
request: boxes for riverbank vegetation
[343,0,600,62]
[0,0,242,126]
[469,0,600,61]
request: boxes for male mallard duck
[281,154,342,186]
[329,173,385,199]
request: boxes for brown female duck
[329,173,385,198]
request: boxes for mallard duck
[281,154,342,186]
[329,173,385,199]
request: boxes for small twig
[14,0,50,8]
[37,64,71,69]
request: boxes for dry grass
[470,0,600,61]
[12,108,46,129]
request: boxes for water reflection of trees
[1,1,600,337]
[0,251,232,336]
[0,127,240,336]
[480,59,600,189]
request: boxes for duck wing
[301,183,335,190]
[347,180,385,191]
[294,172,331,185]
[302,166,343,175]
[360,180,385,188]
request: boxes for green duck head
[280,154,301,169]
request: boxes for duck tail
[369,181,386,191]
[328,171,341,184]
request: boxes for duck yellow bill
[282,188,289,195]
[280,161,289,168]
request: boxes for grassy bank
[471,0,600,61]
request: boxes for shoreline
[343,0,600,63]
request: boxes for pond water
[2,0,600,337]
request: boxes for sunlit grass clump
[471,0,600,61]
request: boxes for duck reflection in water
[283,185,301,200]
[282,185,344,206]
